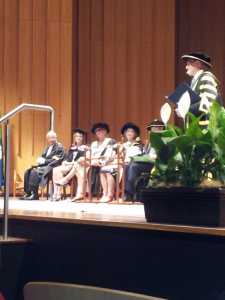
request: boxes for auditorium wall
[0,0,73,193]
[74,0,176,143]
[0,0,176,194]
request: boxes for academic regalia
[65,148,84,163]
[89,138,116,192]
[125,140,154,195]
[24,142,66,192]
[190,71,222,129]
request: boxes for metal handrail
[0,104,55,240]
[0,103,54,128]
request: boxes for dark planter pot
[139,187,225,226]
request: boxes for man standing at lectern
[19,131,65,200]
[176,52,222,129]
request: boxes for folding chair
[82,145,130,203]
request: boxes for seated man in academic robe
[124,120,165,202]
[19,131,66,200]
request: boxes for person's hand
[77,157,85,165]
[62,161,68,166]
[150,153,157,160]
[36,157,45,164]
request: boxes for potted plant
[132,98,225,226]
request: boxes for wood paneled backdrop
[0,0,176,194]
[0,0,72,193]
[74,0,176,143]
[2,0,225,194]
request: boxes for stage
[1,198,225,300]
[1,197,225,236]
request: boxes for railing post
[0,104,55,240]
[3,120,10,240]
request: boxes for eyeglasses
[125,129,135,134]
[95,128,104,133]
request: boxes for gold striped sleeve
[201,75,216,85]
[199,84,217,93]
[200,91,217,100]
[52,155,60,160]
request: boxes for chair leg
[70,178,74,199]
[63,186,67,200]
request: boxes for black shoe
[124,191,133,202]
[25,194,39,200]
[18,193,31,200]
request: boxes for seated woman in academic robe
[51,129,86,201]
[100,122,142,203]
[55,123,116,202]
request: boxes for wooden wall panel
[90,0,103,130]
[177,0,225,108]
[19,0,33,20]
[76,0,176,144]
[128,0,141,126]
[103,0,116,139]
[115,0,128,141]
[60,21,72,143]
[0,0,72,194]
[115,42,128,141]
[78,0,91,134]
[47,22,61,108]
[139,0,153,138]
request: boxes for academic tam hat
[121,123,140,137]
[72,128,88,143]
[181,52,212,68]
[146,120,165,131]
[90,123,110,134]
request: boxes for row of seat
[14,145,136,204]
[23,282,166,300]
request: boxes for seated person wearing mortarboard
[18,131,66,201]
[124,120,165,202]
[51,129,87,201]
[55,123,116,202]
[100,122,142,203]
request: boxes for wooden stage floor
[1,197,225,237]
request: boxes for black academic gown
[189,71,222,129]
[65,148,84,163]
[125,141,154,195]
[24,142,66,192]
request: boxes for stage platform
[1,197,225,300]
[1,197,225,236]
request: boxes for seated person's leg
[73,172,84,201]
[100,173,108,200]
[54,166,76,186]
[18,169,32,199]
[106,173,115,198]
[26,168,45,200]
[125,162,153,200]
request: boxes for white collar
[193,69,204,81]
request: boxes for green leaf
[131,154,155,164]
[217,130,225,156]
[170,124,183,136]
[186,113,204,140]
[168,135,192,156]
[208,100,221,140]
